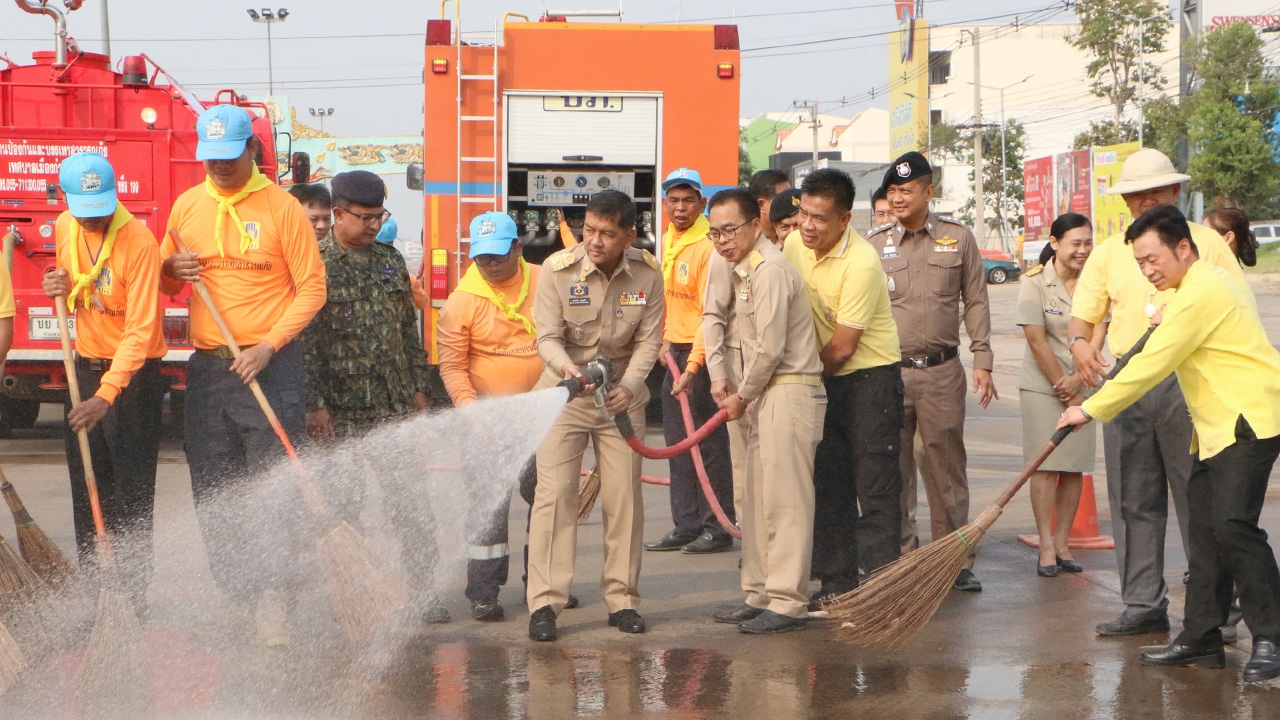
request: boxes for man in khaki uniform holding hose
[702,189,825,635]
[526,190,664,642]
[865,151,996,592]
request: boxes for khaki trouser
[898,357,972,567]
[526,377,648,615]
[741,381,825,618]
[724,347,751,524]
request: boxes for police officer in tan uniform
[703,189,826,635]
[526,190,664,642]
[865,151,996,592]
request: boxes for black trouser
[465,454,537,603]
[184,343,307,606]
[1177,417,1280,648]
[812,364,905,590]
[662,345,735,539]
[64,357,165,608]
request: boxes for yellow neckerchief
[456,258,535,337]
[661,213,710,285]
[68,203,134,311]
[204,165,272,257]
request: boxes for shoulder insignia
[640,249,659,271]
[937,215,966,226]
[747,250,765,271]
[1025,264,1044,277]
[549,248,578,272]
[867,222,894,236]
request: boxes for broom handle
[167,230,327,513]
[55,296,115,562]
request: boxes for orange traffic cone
[1018,473,1115,550]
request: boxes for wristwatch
[1068,335,1089,349]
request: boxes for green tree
[738,129,753,186]
[1072,119,1140,150]
[956,118,1028,243]
[1067,0,1172,142]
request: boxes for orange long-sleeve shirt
[663,229,713,344]
[161,181,326,350]
[54,212,166,404]
[436,266,543,405]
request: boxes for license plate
[28,316,73,340]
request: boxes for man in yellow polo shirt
[783,168,903,607]
[1060,205,1280,684]
[1067,148,1247,638]
[645,168,735,555]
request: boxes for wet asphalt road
[1,278,1279,718]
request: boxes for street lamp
[309,107,335,132]
[967,75,1033,248]
[247,7,289,98]
[1101,7,1171,147]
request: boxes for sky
[4,0,1082,138]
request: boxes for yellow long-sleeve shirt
[1072,221,1244,357]
[1083,261,1280,459]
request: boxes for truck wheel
[0,397,42,438]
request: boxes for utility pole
[972,29,985,248]
[100,0,110,60]
[809,101,821,167]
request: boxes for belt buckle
[910,357,928,369]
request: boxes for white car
[1250,223,1280,244]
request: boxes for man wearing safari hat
[161,104,326,646]
[1068,147,1246,638]
[43,152,166,613]
[646,167,736,556]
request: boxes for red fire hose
[612,352,739,539]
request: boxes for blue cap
[468,211,519,258]
[195,104,254,161]
[661,167,702,195]
[59,152,117,218]
[375,217,399,244]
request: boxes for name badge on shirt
[882,243,899,259]
[1044,307,1064,316]
[568,285,590,306]
[620,291,647,306]
[738,291,749,301]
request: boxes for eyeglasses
[339,207,391,226]
[706,221,750,243]
[474,247,515,266]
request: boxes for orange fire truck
[0,0,302,434]
[413,6,741,369]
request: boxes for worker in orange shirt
[437,211,580,621]
[644,168,736,555]
[160,104,326,646]
[42,152,166,613]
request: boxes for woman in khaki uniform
[1017,213,1103,577]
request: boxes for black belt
[195,346,237,360]
[899,346,958,369]
[668,342,693,351]
[74,355,110,371]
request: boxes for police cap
[883,151,933,187]
[331,170,386,208]
[769,188,803,224]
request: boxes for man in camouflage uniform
[302,171,447,623]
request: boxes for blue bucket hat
[375,217,399,244]
[661,167,702,195]
[59,152,118,218]
[468,211,519,258]
[196,104,254,161]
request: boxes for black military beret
[331,170,386,208]
[769,188,803,224]
[883,151,933,187]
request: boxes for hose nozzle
[555,356,614,401]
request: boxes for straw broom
[0,473,77,590]
[0,532,47,611]
[169,230,411,644]
[826,329,1156,649]
[577,466,601,522]
[0,617,25,697]
[55,298,149,691]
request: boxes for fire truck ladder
[451,14,506,279]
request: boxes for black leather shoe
[712,603,765,624]
[681,531,733,554]
[1140,643,1225,669]
[739,610,807,634]
[1096,610,1170,636]
[565,595,580,609]
[608,609,646,634]
[1037,564,1059,577]
[528,605,557,641]
[1057,556,1083,573]
[1221,624,1238,644]
[471,600,504,622]
[1244,639,1280,682]
[954,569,982,592]
[644,530,699,552]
